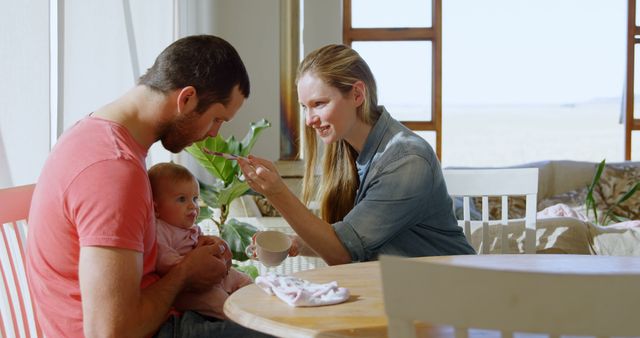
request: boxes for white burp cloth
[255,273,350,307]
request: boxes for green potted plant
[585,159,640,225]
[185,119,271,278]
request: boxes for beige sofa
[453,160,640,255]
[507,159,640,205]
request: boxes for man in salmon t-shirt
[26,35,272,338]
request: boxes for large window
[343,0,442,158]
[346,0,636,166]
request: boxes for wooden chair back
[0,184,42,337]
[443,168,538,254]
[380,255,640,338]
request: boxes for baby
[148,162,252,320]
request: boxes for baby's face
[155,179,200,229]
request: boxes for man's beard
[158,111,201,153]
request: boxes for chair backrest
[380,255,640,338]
[443,168,538,254]
[0,184,42,338]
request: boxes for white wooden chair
[443,168,539,254]
[380,255,640,338]
[0,184,42,338]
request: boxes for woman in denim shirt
[238,44,475,265]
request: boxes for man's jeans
[154,311,274,338]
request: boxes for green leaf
[226,135,242,155]
[198,180,221,209]
[607,213,628,224]
[234,264,259,280]
[186,119,270,259]
[240,119,271,156]
[614,182,640,205]
[601,182,640,225]
[220,218,258,261]
[216,177,251,206]
[196,206,213,224]
[185,137,238,185]
[585,159,606,222]
[185,119,271,186]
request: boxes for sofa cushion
[469,215,640,255]
[469,161,640,224]
[538,187,588,216]
[537,164,640,224]
[468,217,594,254]
[594,165,640,221]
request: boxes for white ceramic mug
[245,230,292,267]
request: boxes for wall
[206,0,281,161]
[63,0,174,168]
[180,0,342,163]
[178,0,342,184]
[0,0,342,189]
[0,1,50,188]
[303,0,342,55]
[174,0,282,182]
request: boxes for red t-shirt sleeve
[66,159,152,252]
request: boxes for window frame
[342,0,442,159]
[626,0,640,160]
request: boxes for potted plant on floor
[185,119,271,278]
[585,159,640,225]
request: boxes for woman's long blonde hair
[297,44,381,223]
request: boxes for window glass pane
[351,0,431,28]
[352,41,432,122]
[442,0,626,167]
[441,104,625,168]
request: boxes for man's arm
[79,244,226,337]
[237,156,352,265]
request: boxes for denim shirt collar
[356,106,391,179]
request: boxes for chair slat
[0,184,40,338]
[1,223,24,338]
[501,196,508,253]
[0,269,14,338]
[481,196,489,254]
[462,197,471,243]
[524,193,537,254]
[13,220,40,337]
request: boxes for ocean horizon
[386,100,638,167]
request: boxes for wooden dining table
[223,254,640,338]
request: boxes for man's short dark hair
[138,35,250,112]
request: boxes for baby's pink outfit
[156,219,252,319]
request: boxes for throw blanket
[539,203,640,255]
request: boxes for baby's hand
[198,235,232,271]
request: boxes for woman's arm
[291,234,320,257]
[238,156,352,265]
